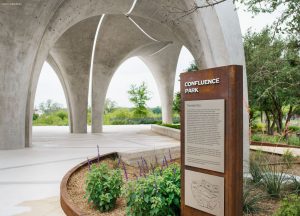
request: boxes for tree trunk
[265,111,273,135]
[283,105,294,140]
[270,120,276,135]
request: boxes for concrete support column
[49,16,100,133]
[140,44,182,124]
[91,65,114,133]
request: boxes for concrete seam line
[125,0,138,16]
[127,16,160,42]
[88,14,106,104]
[149,42,173,56]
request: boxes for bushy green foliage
[33,109,69,126]
[32,113,39,121]
[251,122,266,132]
[85,163,123,212]
[274,194,300,216]
[288,125,300,132]
[287,136,300,146]
[123,163,180,216]
[128,82,151,118]
[244,29,299,135]
[251,133,300,146]
[282,149,295,168]
[172,92,181,114]
[160,123,180,130]
[103,108,163,125]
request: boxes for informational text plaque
[184,99,225,173]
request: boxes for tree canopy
[244,28,300,135]
[128,82,151,117]
[238,0,300,42]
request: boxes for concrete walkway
[0,125,179,216]
[250,145,300,156]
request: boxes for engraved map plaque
[184,99,225,173]
[185,170,224,216]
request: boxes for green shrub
[282,149,295,168]
[251,134,263,142]
[274,194,300,216]
[288,125,300,132]
[123,163,180,216]
[56,110,68,120]
[85,163,123,212]
[251,122,266,132]
[160,124,181,130]
[287,135,300,146]
[32,113,39,120]
[261,165,287,198]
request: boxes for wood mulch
[66,153,300,216]
[67,158,180,216]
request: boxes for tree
[173,92,181,114]
[186,61,199,72]
[151,106,162,114]
[128,82,151,118]
[104,98,117,114]
[39,99,62,114]
[244,28,300,136]
[238,0,300,42]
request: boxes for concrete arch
[0,0,248,172]
[46,54,73,134]
[91,14,182,132]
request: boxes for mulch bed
[66,153,300,216]
[67,158,180,216]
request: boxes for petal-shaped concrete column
[46,54,73,131]
[0,1,63,149]
[139,44,182,124]
[49,16,100,133]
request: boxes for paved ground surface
[0,125,179,216]
[250,145,300,156]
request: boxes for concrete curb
[151,124,180,141]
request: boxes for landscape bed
[61,151,300,216]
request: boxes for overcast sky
[35,4,280,109]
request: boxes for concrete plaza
[0,125,179,216]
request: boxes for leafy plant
[274,194,300,216]
[282,149,295,169]
[85,163,123,212]
[261,164,287,198]
[172,92,181,114]
[123,163,180,216]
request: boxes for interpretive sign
[180,65,243,216]
[185,100,224,173]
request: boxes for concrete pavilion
[0,0,249,166]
